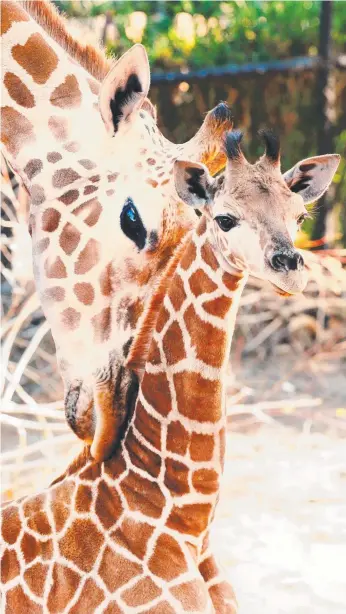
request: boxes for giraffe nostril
[271,251,304,272]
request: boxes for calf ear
[283,154,340,204]
[174,160,214,209]
[99,44,150,135]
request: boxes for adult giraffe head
[1,0,233,459]
[174,129,340,295]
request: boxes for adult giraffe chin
[2,0,233,461]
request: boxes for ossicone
[224,130,244,162]
[259,128,280,165]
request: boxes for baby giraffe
[1,131,339,613]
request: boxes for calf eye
[120,198,147,250]
[215,215,238,232]
[297,213,309,226]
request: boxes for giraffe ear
[174,160,214,209]
[99,44,150,135]
[283,154,340,204]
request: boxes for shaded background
[1,2,346,613]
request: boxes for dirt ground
[213,353,346,614]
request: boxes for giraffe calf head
[174,129,340,295]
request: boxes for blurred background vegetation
[52,0,346,245]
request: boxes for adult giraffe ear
[283,154,340,204]
[99,44,150,135]
[174,160,214,209]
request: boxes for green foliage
[53,1,346,71]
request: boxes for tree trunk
[311,0,335,246]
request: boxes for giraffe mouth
[270,282,296,297]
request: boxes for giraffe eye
[297,213,309,226]
[215,215,238,232]
[120,198,147,250]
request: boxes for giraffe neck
[118,217,247,540]
[1,1,106,202]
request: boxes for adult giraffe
[1,129,339,612]
[1,0,232,460]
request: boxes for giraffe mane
[19,1,157,126]
[126,236,190,375]
[20,0,111,80]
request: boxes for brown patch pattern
[4,72,35,108]
[53,168,81,189]
[120,470,165,518]
[61,307,81,331]
[58,189,79,205]
[78,159,96,170]
[167,502,212,536]
[1,106,34,157]
[166,420,190,456]
[69,579,104,614]
[180,241,197,270]
[59,222,81,255]
[42,286,65,302]
[50,74,82,108]
[74,198,102,227]
[201,242,219,271]
[42,208,60,232]
[59,518,103,572]
[75,484,92,513]
[99,548,141,592]
[189,268,217,297]
[47,564,80,612]
[44,256,67,279]
[174,370,222,422]
[122,577,161,607]
[1,1,30,36]
[48,116,69,142]
[74,238,100,274]
[92,307,111,343]
[95,481,122,530]
[168,274,186,311]
[112,518,154,561]
[34,237,50,255]
[1,549,20,583]
[192,468,219,493]
[203,295,232,318]
[148,533,187,580]
[31,184,46,205]
[126,427,161,478]
[74,282,94,305]
[184,303,226,368]
[162,320,185,366]
[12,33,58,84]
[6,586,41,614]
[1,506,21,544]
[141,371,172,417]
[222,272,240,292]
[24,158,42,180]
[134,401,161,450]
[190,432,214,461]
[164,458,190,495]
[64,141,80,153]
[47,151,62,163]
[24,562,48,598]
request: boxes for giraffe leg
[199,551,238,614]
